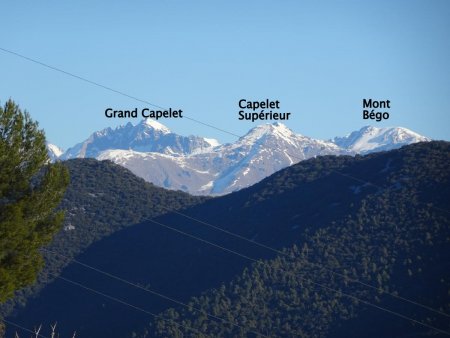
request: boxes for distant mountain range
[48,120,430,195]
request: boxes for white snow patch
[283,150,295,165]
[143,119,171,134]
[199,181,214,191]
[47,143,63,157]
[204,138,220,147]
[192,168,212,174]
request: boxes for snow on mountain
[60,119,213,159]
[142,118,171,134]
[204,138,220,147]
[208,123,348,194]
[47,143,63,162]
[61,121,430,196]
[331,126,430,154]
[98,122,349,195]
[98,149,214,192]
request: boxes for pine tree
[0,99,69,303]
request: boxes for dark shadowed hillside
[150,143,450,337]
[1,159,205,319]
[5,142,450,337]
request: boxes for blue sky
[1,0,449,149]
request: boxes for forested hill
[150,141,450,337]
[55,158,205,257]
[1,159,205,318]
[6,142,450,338]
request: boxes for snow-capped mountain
[332,126,430,154]
[61,119,219,160]
[206,123,348,194]
[59,120,430,195]
[47,143,64,162]
[97,122,349,195]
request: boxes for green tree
[0,99,69,303]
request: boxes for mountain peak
[47,143,63,156]
[242,122,296,141]
[359,125,376,133]
[46,143,64,162]
[271,122,296,134]
[203,138,220,147]
[141,119,171,134]
[333,125,430,153]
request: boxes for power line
[0,47,165,111]
[182,116,241,138]
[330,169,450,215]
[2,46,449,333]
[0,47,241,139]
[43,202,449,337]
[40,248,269,338]
[52,274,208,337]
[306,278,450,337]
[147,219,255,261]
[158,205,450,319]
[2,46,447,216]
[1,319,49,338]
[147,216,450,336]
[46,154,450,335]
[1,45,447,216]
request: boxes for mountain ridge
[332,125,430,153]
[61,119,218,159]
[50,120,430,195]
